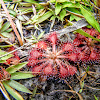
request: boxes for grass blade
[80,5,100,32]
[55,3,62,15]
[1,22,10,32]
[2,81,24,100]
[36,11,53,24]
[11,72,35,80]
[6,62,28,74]
[5,80,32,94]
[76,29,100,42]
[0,50,13,60]
[37,31,45,40]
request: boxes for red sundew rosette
[73,27,100,62]
[28,32,77,78]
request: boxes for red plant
[28,32,77,78]
[73,27,100,61]
[5,47,20,65]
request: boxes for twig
[49,90,83,100]
[64,79,73,90]
[50,19,55,31]
[66,9,84,18]
[43,18,89,39]
[90,1,100,10]
[85,84,100,90]
[0,42,32,58]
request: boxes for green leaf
[32,86,37,97]
[94,95,98,100]
[76,29,100,42]
[1,22,10,32]
[37,31,45,40]
[13,0,22,2]
[60,9,66,21]
[22,0,43,9]
[31,15,39,24]
[86,25,92,28]
[18,7,33,13]
[9,4,15,9]
[17,15,26,21]
[2,81,24,100]
[55,3,62,15]
[50,16,56,20]
[70,14,81,21]
[79,89,83,93]
[9,9,17,17]
[32,35,37,40]
[11,72,35,80]
[75,0,81,1]
[5,80,32,94]
[36,11,53,24]
[80,5,100,32]
[56,0,67,2]
[0,60,6,63]
[0,50,13,60]
[49,0,56,3]
[1,32,14,38]
[5,28,13,32]
[23,0,37,3]
[6,62,28,74]
[80,81,84,89]
[0,44,15,48]
[70,14,74,21]
[62,2,79,8]
[86,66,89,72]
[67,8,82,21]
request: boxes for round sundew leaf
[48,32,57,44]
[68,66,77,76]
[62,43,74,51]
[43,64,53,75]
[29,49,41,59]
[78,52,88,61]
[73,38,83,46]
[37,41,47,50]
[32,61,49,74]
[83,28,97,36]
[67,53,77,62]
[97,35,100,39]
[75,33,86,39]
[89,49,97,60]
[27,59,38,66]
[59,65,68,77]
[32,66,42,73]
[6,56,20,65]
